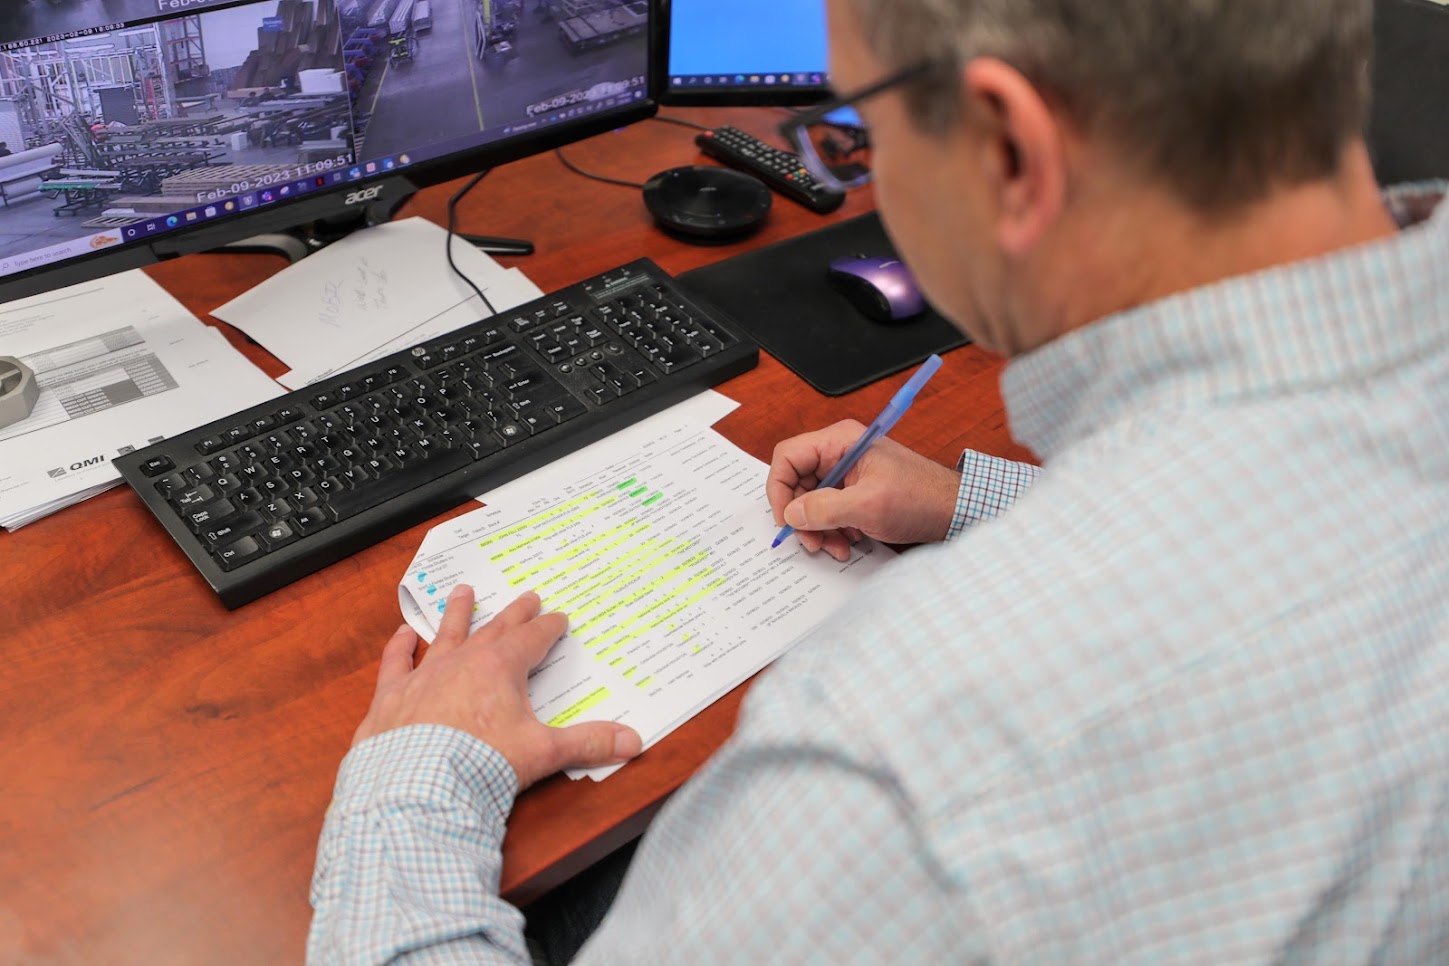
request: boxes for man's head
[831,0,1383,355]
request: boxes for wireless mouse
[825,254,926,323]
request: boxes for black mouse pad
[677,212,969,396]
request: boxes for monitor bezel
[0,0,664,305]
[654,0,832,108]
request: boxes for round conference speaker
[642,165,772,242]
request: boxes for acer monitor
[0,0,656,305]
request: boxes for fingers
[766,465,816,528]
[375,624,418,692]
[817,531,855,562]
[504,608,569,674]
[430,583,476,653]
[450,589,568,671]
[767,420,865,526]
[546,722,642,776]
[483,589,543,632]
[784,484,874,536]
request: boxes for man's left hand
[351,585,643,790]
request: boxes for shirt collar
[1002,182,1449,461]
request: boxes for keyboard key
[173,484,215,509]
[257,520,299,551]
[324,448,472,522]
[186,498,236,532]
[492,419,529,445]
[294,508,329,536]
[546,398,587,423]
[214,535,264,571]
[155,472,186,497]
[260,497,294,523]
[184,463,216,485]
[202,512,261,547]
[138,455,175,477]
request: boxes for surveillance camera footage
[0,0,648,279]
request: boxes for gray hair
[848,0,1375,210]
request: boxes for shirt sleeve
[946,449,1042,540]
[307,692,992,965]
[307,725,530,966]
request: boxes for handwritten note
[213,218,541,384]
[315,256,391,328]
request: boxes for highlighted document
[401,393,895,779]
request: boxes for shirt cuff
[329,724,519,835]
[946,449,1042,539]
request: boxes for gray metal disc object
[0,356,39,429]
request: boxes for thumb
[548,722,643,772]
[784,486,863,533]
[375,624,419,692]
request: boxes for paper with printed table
[399,392,895,779]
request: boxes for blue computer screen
[667,0,828,92]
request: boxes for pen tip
[770,535,784,549]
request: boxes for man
[309,0,1449,961]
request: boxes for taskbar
[669,71,828,90]
[0,88,649,282]
[112,88,647,246]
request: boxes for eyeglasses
[779,59,946,191]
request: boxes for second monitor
[660,0,831,106]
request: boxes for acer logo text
[345,186,385,205]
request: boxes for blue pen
[771,353,944,548]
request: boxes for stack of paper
[212,217,546,389]
[0,271,283,530]
[399,393,896,780]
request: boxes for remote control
[694,126,847,214]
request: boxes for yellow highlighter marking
[546,686,610,727]
[481,494,601,553]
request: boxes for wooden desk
[0,108,1029,964]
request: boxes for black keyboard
[114,259,758,608]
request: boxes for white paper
[0,272,283,529]
[396,392,742,641]
[400,407,893,780]
[212,217,543,387]
[275,267,544,390]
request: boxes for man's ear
[961,58,1067,257]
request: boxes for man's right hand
[767,419,962,560]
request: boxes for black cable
[650,114,711,132]
[446,169,497,316]
[553,146,647,190]
[553,116,717,189]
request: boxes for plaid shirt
[310,184,1449,964]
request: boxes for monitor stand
[216,189,534,264]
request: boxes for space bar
[325,448,474,521]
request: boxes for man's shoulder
[757,391,1447,811]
